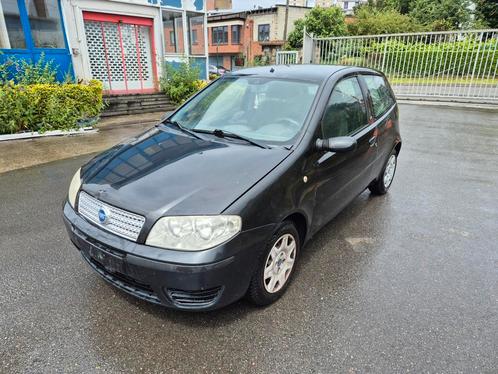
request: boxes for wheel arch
[394,141,402,155]
[282,211,308,246]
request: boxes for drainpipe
[283,0,289,41]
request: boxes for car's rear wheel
[369,150,397,195]
[246,221,299,306]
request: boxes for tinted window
[212,26,228,44]
[258,24,269,41]
[363,75,395,118]
[25,0,65,48]
[231,25,241,44]
[322,77,367,139]
[0,0,26,49]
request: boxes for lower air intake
[166,286,223,308]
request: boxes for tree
[286,7,347,49]
[474,0,498,28]
[409,0,473,29]
[356,0,411,14]
[348,8,424,35]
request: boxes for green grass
[389,76,498,86]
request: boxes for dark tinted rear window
[363,75,395,118]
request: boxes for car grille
[166,287,223,308]
[78,191,145,242]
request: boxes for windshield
[169,76,319,145]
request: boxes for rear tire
[369,150,397,195]
[246,221,300,306]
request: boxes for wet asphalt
[0,104,497,373]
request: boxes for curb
[0,127,97,142]
[397,99,498,113]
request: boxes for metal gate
[276,51,298,65]
[303,29,498,103]
[83,12,156,95]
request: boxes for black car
[63,65,401,311]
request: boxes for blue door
[0,0,72,81]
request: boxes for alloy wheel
[263,233,296,294]
[383,154,397,188]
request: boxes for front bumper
[63,202,275,311]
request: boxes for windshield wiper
[159,119,204,141]
[192,128,270,149]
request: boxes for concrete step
[101,106,174,118]
[103,92,176,117]
[104,95,171,104]
[106,101,174,110]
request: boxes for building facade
[207,5,310,69]
[1,0,208,95]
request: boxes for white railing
[276,51,298,65]
[308,29,498,103]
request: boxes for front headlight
[146,215,242,251]
[68,168,81,208]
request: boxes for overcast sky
[231,0,315,11]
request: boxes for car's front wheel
[369,150,398,195]
[246,221,299,306]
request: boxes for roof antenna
[269,67,275,73]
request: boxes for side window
[322,77,367,139]
[363,75,395,118]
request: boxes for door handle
[369,136,378,147]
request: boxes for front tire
[246,221,300,306]
[369,150,397,195]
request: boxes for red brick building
[207,5,311,70]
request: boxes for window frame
[258,23,270,42]
[0,0,68,52]
[358,73,396,121]
[231,24,241,45]
[191,29,198,45]
[211,25,228,45]
[320,74,369,139]
[162,9,184,54]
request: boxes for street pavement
[0,104,497,373]
[0,111,164,174]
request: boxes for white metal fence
[276,51,298,65]
[303,29,498,103]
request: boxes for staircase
[102,92,176,117]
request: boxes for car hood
[80,126,289,217]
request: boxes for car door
[360,74,398,179]
[310,75,379,231]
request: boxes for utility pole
[283,0,290,41]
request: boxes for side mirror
[315,136,357,153]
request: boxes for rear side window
[322,77,367,139]
[362,75,395,118]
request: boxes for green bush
[321,37,498,78]
[347,8,424,35]
[364,38,498,77]
[0,80,104,134]
[160,61,204,104]
[0,53,58,85]
[287,7,347,49]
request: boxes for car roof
[229,64,378,83]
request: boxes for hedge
[323,38,498,78]
[0,80,103,135]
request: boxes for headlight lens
[146,215,242,251]
[68,168,81,208]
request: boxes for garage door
[83,12,156,94]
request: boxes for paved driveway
[1,104,497,373]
